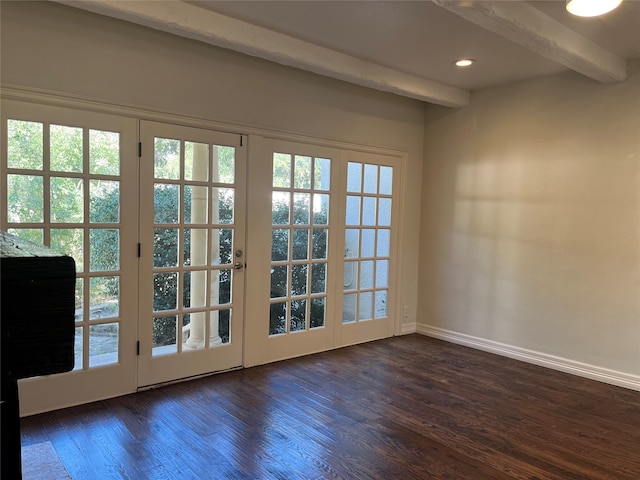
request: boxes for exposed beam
[54,0,469,107]
[433,0,627,83]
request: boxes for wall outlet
[403,305,409,317]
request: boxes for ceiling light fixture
[566,0,622,17]
[454,59,475,67]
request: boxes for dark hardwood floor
[20,335,640,479]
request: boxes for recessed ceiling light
[566,0,622,17]
[454,59,475,67]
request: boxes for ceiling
[55,0,640,107]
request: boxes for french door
[1,100,138,414]
[244,138,401,367]
[137,121,246,387]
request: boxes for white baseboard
[416,324,640,392]
[400,322,417,335]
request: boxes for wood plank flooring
[20,335,640,479]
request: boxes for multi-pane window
[4,119,123,369]
[343,162,393,322]
[270,152,331,335]
[151,137,237,355]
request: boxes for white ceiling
[56,0,640,107]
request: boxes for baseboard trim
[416,324,640,392]
[400,322,417,335]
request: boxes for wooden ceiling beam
[433,0,627,83]
[54,0,470,107]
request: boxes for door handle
[234,262,244,270]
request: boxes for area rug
[21,441,72,480]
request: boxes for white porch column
[186,143,209,348]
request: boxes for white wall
[0,1,425,330]
[419,60,640,386]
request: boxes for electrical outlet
[403,306,409,317]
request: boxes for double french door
[2,99,400,414]
[244,139,400,366]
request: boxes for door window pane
[378,198,392,226]
[312,228,328,260]
[90,130,120,176]
[153,316,177,355]
[184,270,207,308]
[377,229,390,257]
[360,260,374,289]
[310,298,325,328]
[272,192,290,225]
[51,177,84,223]
[361,229,375,258]
[375,290,388,318]
[359,292,373,321]
[271,265,288,299]
[379,166,393,195]
[90,180,120,223]
[272,229,289,261]
[215,146,235,184]
[153,272,178,311]
[7,120,43,170]
[185,185,209,224]
[291,264,308,296]
[74,326,83,371]
[217,269,232,304]
[343,293,357,323]
[154,228,178,267]
[154,138,180,180]
[346,196,360,225]
[50,124,83,173]
[362,197,376,226]
[291,299,307,332]
[314,158,331,191]
[294,155,312,189]
[216,188,234,224]
[154,184,180,223]
[345,229,359,258]
[363,164,378,194]
[292,229,309,260]
[8,228,43,245]
[347,162,362,192]
[90,229,119,271]
[51,228,84,272]
[376,260,389,288]
[89,323,119,367]
[273,153,291,187]
[185,142,209,182]
[7,174,43,222]
[218,309,231,344]
[184,228,208,266]
[293,193,310,225]
[270,301,287,335]
[311,263,326,294]
[312,194,329,224]
[89,276,119,320]
[214,229,233,265]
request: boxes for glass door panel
[138,121,245,387]
[244,139,339,367]
[335,151,400,347]
[1,100,138,414]
[269,152,330,336]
